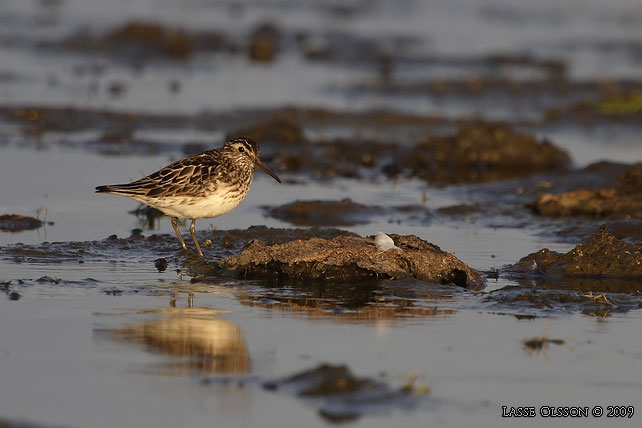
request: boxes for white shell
[374,231,401,252]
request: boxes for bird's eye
[238,146,245,153]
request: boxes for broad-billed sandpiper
[96,137,281,256]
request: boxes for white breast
[143,191,247,219]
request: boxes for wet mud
[220,234,484,288]
[262,364,427,422]
[0,226,356,265]
[0,214,48,232]
[507,225,642,293]
[265,199,383,226]
[532,163,642,219]
[423,160,642,243]
[543,88,642,127]
[43,20,231,62]
[233,116,572,184]
[483,285,642,318]
[39,18,412,68]
[394,122,570,185]
[1,104,575,185]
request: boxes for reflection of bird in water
[129,204,164,231]
[111,308,249,376]
[96,137,281,256]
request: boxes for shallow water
[1,0,642,427]
[2,278,641,428]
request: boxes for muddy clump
[228,114,306,145]
[220,234,485,288]
[248,22,280,62]
[263,364,426,422]
[391,122,570,185]
[0,214,46,232]
[544,87,642,126]
[266,199,383,226]
[2,280,22,301]
[508,225,642,293]
[48,20,230,62]
[107,21,196,59]
[532,163,642,219]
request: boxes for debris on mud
[266,199,382,226]
[220,233,485,288]
[507,225,642,293]
[0,214,48,232]
[523,332,568,356]
[532,163,642,219]
[263,364,427,422]
[392,121,570,185]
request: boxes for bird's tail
[95,185,112,193]
[95,183,145,195]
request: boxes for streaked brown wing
[99,150,222,198]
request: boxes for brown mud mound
[266,199,382,226]
[396,122,570,185]
[219,234,485,288]
[0,214,45,232]
[509,225,642,293]
[532,163,642,219]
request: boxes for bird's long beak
[255,158,281,183]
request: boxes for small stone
[154,258,168,272]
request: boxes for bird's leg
[189,219,203,257]
[171,217,188,252]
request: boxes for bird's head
[223,137,281,183]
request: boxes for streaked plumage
[96,137,281,256]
